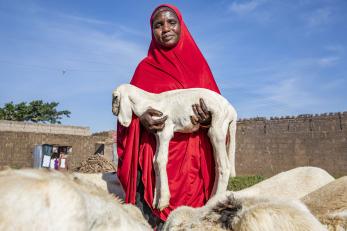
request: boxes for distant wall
[0,120,91,136]
[0,120,115,169]
[1,111,347,177]
[236,112,347,177]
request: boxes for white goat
[72,172,126,200]
[163,194,327,231]
[112,83,237,210]
[301,176,347,231]
[0,168,151,231]
[163,166,333,231]
[233,166,334,200]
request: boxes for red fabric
[117,4,220,221]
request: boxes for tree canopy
[0,100,71,124]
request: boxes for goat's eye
[113,96,118,103]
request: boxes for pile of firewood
[74,155,117,173]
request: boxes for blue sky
[0,0,346,132]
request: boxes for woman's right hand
[140,108,168,133]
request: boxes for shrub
[228,175,265,191]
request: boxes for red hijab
[117,4,220,221]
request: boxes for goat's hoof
[152,198,169,211]
[157,198,169,211]
[157,192,170,210]
[152,190,170,210]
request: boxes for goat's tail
[227,114,237,177]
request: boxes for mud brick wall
[1,111,347,177]
[0,120,115,169]
[236,112,347,177]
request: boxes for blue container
[33,145,43,168]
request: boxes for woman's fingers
[193,104,206,121]
[191,99,212,126]
[190,115,199,125]
[200,98,209,114]
[193,103,208,121]
[147,108,163,117]
[140,108,167,133]
[150,124,165,132]
[192,104,199,119]
[149,124,165,132]
[195,104,207,120]
[152,115,168,125]
[149,115,167,132]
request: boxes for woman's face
[152,9,181,48]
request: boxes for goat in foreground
[233,166,334,200]
[112,84,237,210]
[302,176,347,231]
[163,194,327,231]
[163,167,334,230]
[0,168,151,231]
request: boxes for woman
[117,4,220,227]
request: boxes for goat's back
[163,195,327,231]
[157,88,236,126]
[233,167,334,200]
[301,176,347,231]
[160,88,232,111]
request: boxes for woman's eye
[154,23,162,28]
[169,20,177,25]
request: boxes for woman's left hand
[191,98,212,127]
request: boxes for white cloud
[316,56,340,67]
[260,78,315,107]
[234,75,326,118]
[218,53,346,118]
[54,13,145,38]
[56,13,114,26]
[229,0,267,15]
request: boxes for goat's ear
[117,94,133,127]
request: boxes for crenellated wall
[236,112,347,177]
[1,111,346,177]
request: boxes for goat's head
[112,84,133,127]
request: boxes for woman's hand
[140,108,168,133]
[190,98,212,128]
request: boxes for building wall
[0,120,91,136]
[0,120,115,169]
[236,112,347,177]
[1,112,347,177]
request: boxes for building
[0,120,116,170]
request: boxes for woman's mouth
[162,34,174,41]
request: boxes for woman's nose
[162,22,170,32]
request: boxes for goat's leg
[227,119,237,177]
[208,124,231,196]
[152,126,174,211]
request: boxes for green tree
[0,100,71,124]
